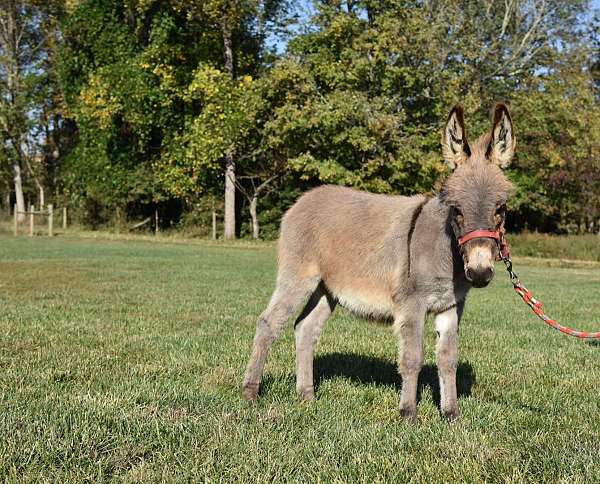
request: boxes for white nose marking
[469,247,492,269]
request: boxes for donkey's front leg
[394,303,426,422]
[434,304,462,420]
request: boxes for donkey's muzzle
[465,266,494,288]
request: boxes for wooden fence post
[48,204,53,237]
[29,205,35,237]
[13,203,17,236]
[212,211,217,240]
[155,208,159,235]
[63,207,67,230]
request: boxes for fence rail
[13,204,67,237]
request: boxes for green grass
[1,235,600,482]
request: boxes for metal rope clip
[497,241,520,285]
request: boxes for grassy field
[1,235,600,482]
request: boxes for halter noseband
[457,230,500,247]
[457,222,509,261]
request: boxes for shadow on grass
[314,352,476,407]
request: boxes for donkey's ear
[442,105,471,170]
[486,102,515,168]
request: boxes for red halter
[457,229,500,247]
[457,222,509,261]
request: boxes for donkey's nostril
[465,268,473,281]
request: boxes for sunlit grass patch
[0,235,599,481]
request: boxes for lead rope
[498,235,600,339]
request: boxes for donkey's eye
[454,209,464,226]
[494,204,506,226]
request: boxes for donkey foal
[243,103,516,421]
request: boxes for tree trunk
[221,20,234,77]
[222,20,236,240]
[13,159,25,223]
[4,0,25,222]
[250,194,259,239]
[224,153,236,239]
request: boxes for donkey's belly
[328,284,394,320]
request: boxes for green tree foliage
[248,0,598,233]
[5,0,596,236]
[58,1,193,222]
[511,61,600,233]
[57,0,289,229]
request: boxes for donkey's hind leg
[294,283,336,401]
[242,272,320,401]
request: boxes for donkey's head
[441,103,515,288]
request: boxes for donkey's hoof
[442,407,460,422]
[242,383,260,401]
[297,386,315,402]
[400,406,417,423]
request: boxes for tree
[153,0,291,237]
[57,0,214,225]
[203,1,240,240]
[190,0,291,239]
[244,0,596,234]
[57,0,291,230]
[0,0,48,220]
[23,0,599,237]
[510,57,600,233]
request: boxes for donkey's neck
[414,194,465,280]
